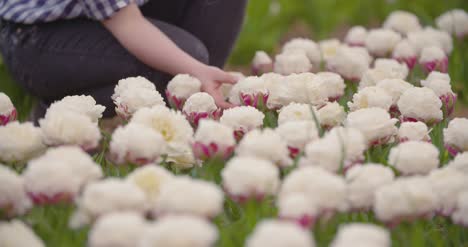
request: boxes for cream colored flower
[428,168,468,216]
[392,39,418,69]
[166,74,202,99]
[0,92,15,120]
[388,141,439,175]
[365,29,402,56]
[397,87,443,123]
[70,178,147,228]
[278,103,315,125]
[112,76,156,101]
[236,128,292,167]
[331,223,390,247]
[88,212,148,247]
[228,76,268,106]
[39,109,101,150]
[316,72,346,101]
[222,156,279,201]
[47,95,105,122]
[346,164,395,210]
[319,39,342,61]
[0,122,46,163]
[344,108,398,146]
[275,120,319,153]
[280,166,348,213]
[376,79,413,106]
[436,9,468,37]
[374,177,438,222]
[0,220,45,247]
[317,102,346,128]
[397,121,430,142]
[383,10,421,34]
[274,51,312,75]
[344,26,367,46]
[131,106,193,151]
[126,165,174,205]
[193,120,235,160]
[110,123,167,165]
[374,58,409,80]
[444,118,468,153]
[326,46,372,81]
[282,38,321,71]
[0,165,32,216]
[300,127,366,172]
[182,92,218,114]
[220,106,264,135]
[452,191,468,226]
[154,176,223,218]
[139,215,218,247]
[114,87,166,119]
[447,152,468,174]
[24,146,103,204]
[246,220,315,247]
[348,86,393,112]
[407,27,453,55]
[277,193,318,227]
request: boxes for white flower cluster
[47,95,105,122]
[154,176,223,218]
[139,215,218,247]
[374,176,438,223]
[388,141,439,175]
[40,98,102,150]
[397,87,443,123]
[0,220,45,247]
[444,118,468,154]
[0,122,46,163]
[236,128,292,167]
[274,51,312,75]
[0,165,32,216]
[344,26,367,46]
[397,121,431,142]
[282,38,322,71]
[110,123,167,165]
[166,74,202,103]
[222,156,280,201]
[280,167,348,214]
[365,29,402,57]
[300,127,366,172]
[345,108,398,146]
[331,223,390,247]
[246,220,315,247]
[24,146,103,204]
[70,178,147,228]
[112,76,165,119]
[436,9,468,38]
[383,10,421,34]
[88,212,148,247]
[220,106,264,138]
[346,164,395,210]
[326,46,372,81]
[0,92,16,125]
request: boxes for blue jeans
[0,0,247,117]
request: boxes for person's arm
[102,3,235,108]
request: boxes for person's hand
[192,65,238,109]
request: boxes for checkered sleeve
[78,0,146,20]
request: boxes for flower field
[1,7,468,247]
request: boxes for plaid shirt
[0,0,147,24]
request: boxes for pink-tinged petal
[422,58,449,74]
[233,129,245,142]
[395,56,417,70]
[240,92,270,110]
[445,144,460,157]
[0,108,17,126]
[28,192,73,205]
[389,105,401,119]
[288,146,301,159]
[440,93,457,117]
[192,141,234,161]
[165,90,186,111]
